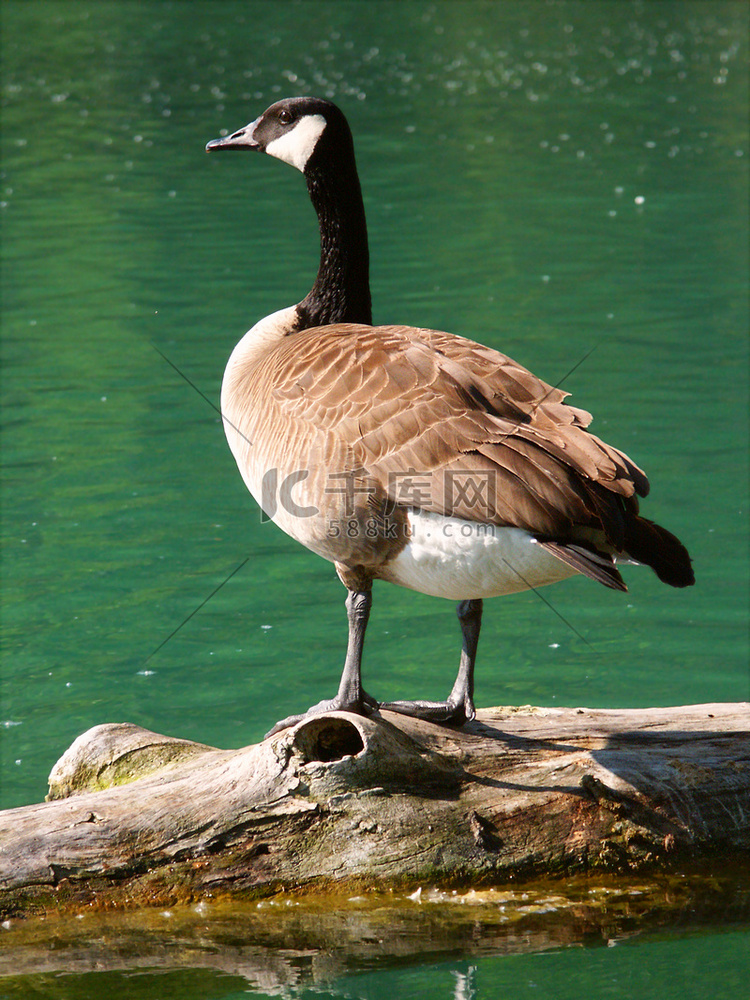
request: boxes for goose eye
[278,109,294,125]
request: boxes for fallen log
[0,703,748,919]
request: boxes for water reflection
[2,869,749,997]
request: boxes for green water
[1,0,748,995]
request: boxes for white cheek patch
[265,114,327,172]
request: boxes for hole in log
[293,717,366,764]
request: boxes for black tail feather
[540,514,694,592]
[622,515,695,588]
[539,540,627,591]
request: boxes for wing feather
[242,323,649,547]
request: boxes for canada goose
[206,97,694,736]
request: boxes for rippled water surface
[1,1,748,997]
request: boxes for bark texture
[1,703,748,918]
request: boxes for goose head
[206,96,371,327]
[206,96,355,175]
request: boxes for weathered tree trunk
[1,703,748,919]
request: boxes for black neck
[297,158,372,329]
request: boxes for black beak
[206,119,261,153]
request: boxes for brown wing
[265,323,647,549]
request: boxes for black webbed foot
[265,689,379,739]
[377,695,475,727]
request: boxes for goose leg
[265,588,377,738]
[378,598,482,725]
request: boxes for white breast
[220,306,297,514]
[381,510,578,600]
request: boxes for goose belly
[380,510,578,600]
[223,432,329,551]
[222,418,377,564]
